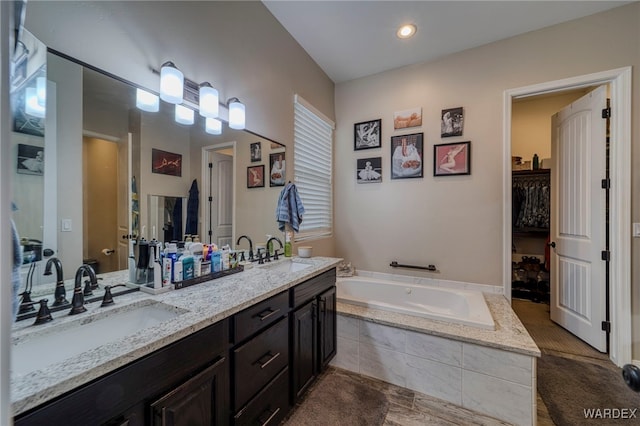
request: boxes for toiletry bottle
[167,243,178,282]
[533,153,539,170]
[174,260,183,282]
[284,231,292,257]
[182,255,194,280]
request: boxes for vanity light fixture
[228,97,245,130]
[25,87,45,118]
[36,76,46,107]
[199,82,219,118]
[205,117,222,135]
[397,24,417,39]
[160,61,184,104]
[136,88,160,112]
[175,104,195,125]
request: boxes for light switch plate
[61,219,72,232]
[633,223,640,238]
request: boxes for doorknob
[548,241,556,248]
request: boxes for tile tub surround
[332,279,540,426]
[11,256,343,416]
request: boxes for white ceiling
[263,1,632,83]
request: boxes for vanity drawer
[290,268,336,308]
[232,290,288,343]
[233,316,289,410]
[234,367,290,426]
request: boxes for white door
[203,148,233,247]
[550,85,607,352]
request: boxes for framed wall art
[441,107,464,137]
[393,107,422,130]
[247,165,265,188]
[356,157,382,183]
[250,142,262,162]
[16,143,44,175]
[390,133,423,179]
[152,148,182,177]
[434,141,471,176]
[269,152,286,187]
[354,119,381,150]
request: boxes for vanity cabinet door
[150,356,228,426]
[291,299,317,400]
[318,286,337,371]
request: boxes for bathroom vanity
[12,257,342,425]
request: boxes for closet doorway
[502,67,632,367]
[510,86,605,352]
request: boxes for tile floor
[284,367,513,425]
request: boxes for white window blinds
[293,95,334,240]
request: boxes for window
[293,95,334,240]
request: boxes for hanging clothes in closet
[512,171,550,229]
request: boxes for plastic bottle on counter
[174,260,183,282]
[284,231,292,257]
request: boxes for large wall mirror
[11,30,287,305]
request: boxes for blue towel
[276,183,305,232]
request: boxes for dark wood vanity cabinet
[14,320,229,426]
[289,269,337,402]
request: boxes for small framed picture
[356,157,382,184]
[393,107,422,130]
[391,133,423,179]
[441,107,464,137]
[434,141,471,176]
[250,142,262,162]
[152,148,182,177]
[247,165,265,188]
[354,119,382,150]
[269,152,286,187]
[16,144,44,175]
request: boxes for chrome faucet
[44,257,68,306]
[265,236,283,262]
[69,264,97,315]
[236,235,254,261]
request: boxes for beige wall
[24,0,337,263]
[334,4,639,289]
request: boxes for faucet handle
[34,299,53,325]
[101,284,127,307]
[273,249,280,261]
[257,250,265,265]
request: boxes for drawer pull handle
[260,407,281,426]
[256,308,280,321]
[256,351,281,369]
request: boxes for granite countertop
[337,293,541,357]
[11,256,343,416]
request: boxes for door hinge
[601,179,610,189]
[601,250,610,261]
[602,107,611,119]
[602,321,611,333]
[208,196,213,202]
[208,162,213,169]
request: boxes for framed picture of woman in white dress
[390,133,423,179]
[269,152,286,187]
[356,157,382,183]
[434,141,471,176]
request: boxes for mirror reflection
[11,35,287,318]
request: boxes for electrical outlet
[633,223,640,238]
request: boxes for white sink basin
[12,300,187,377]
[262,259,313,273]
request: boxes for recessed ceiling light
[397,24,417,39]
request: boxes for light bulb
[175,104,194,125]
[205,117,222,135]
[136,88,160,112]
[199,83,219,118]
[397,24,417,39]
[160,61,184,104]
[228,99,245,130]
